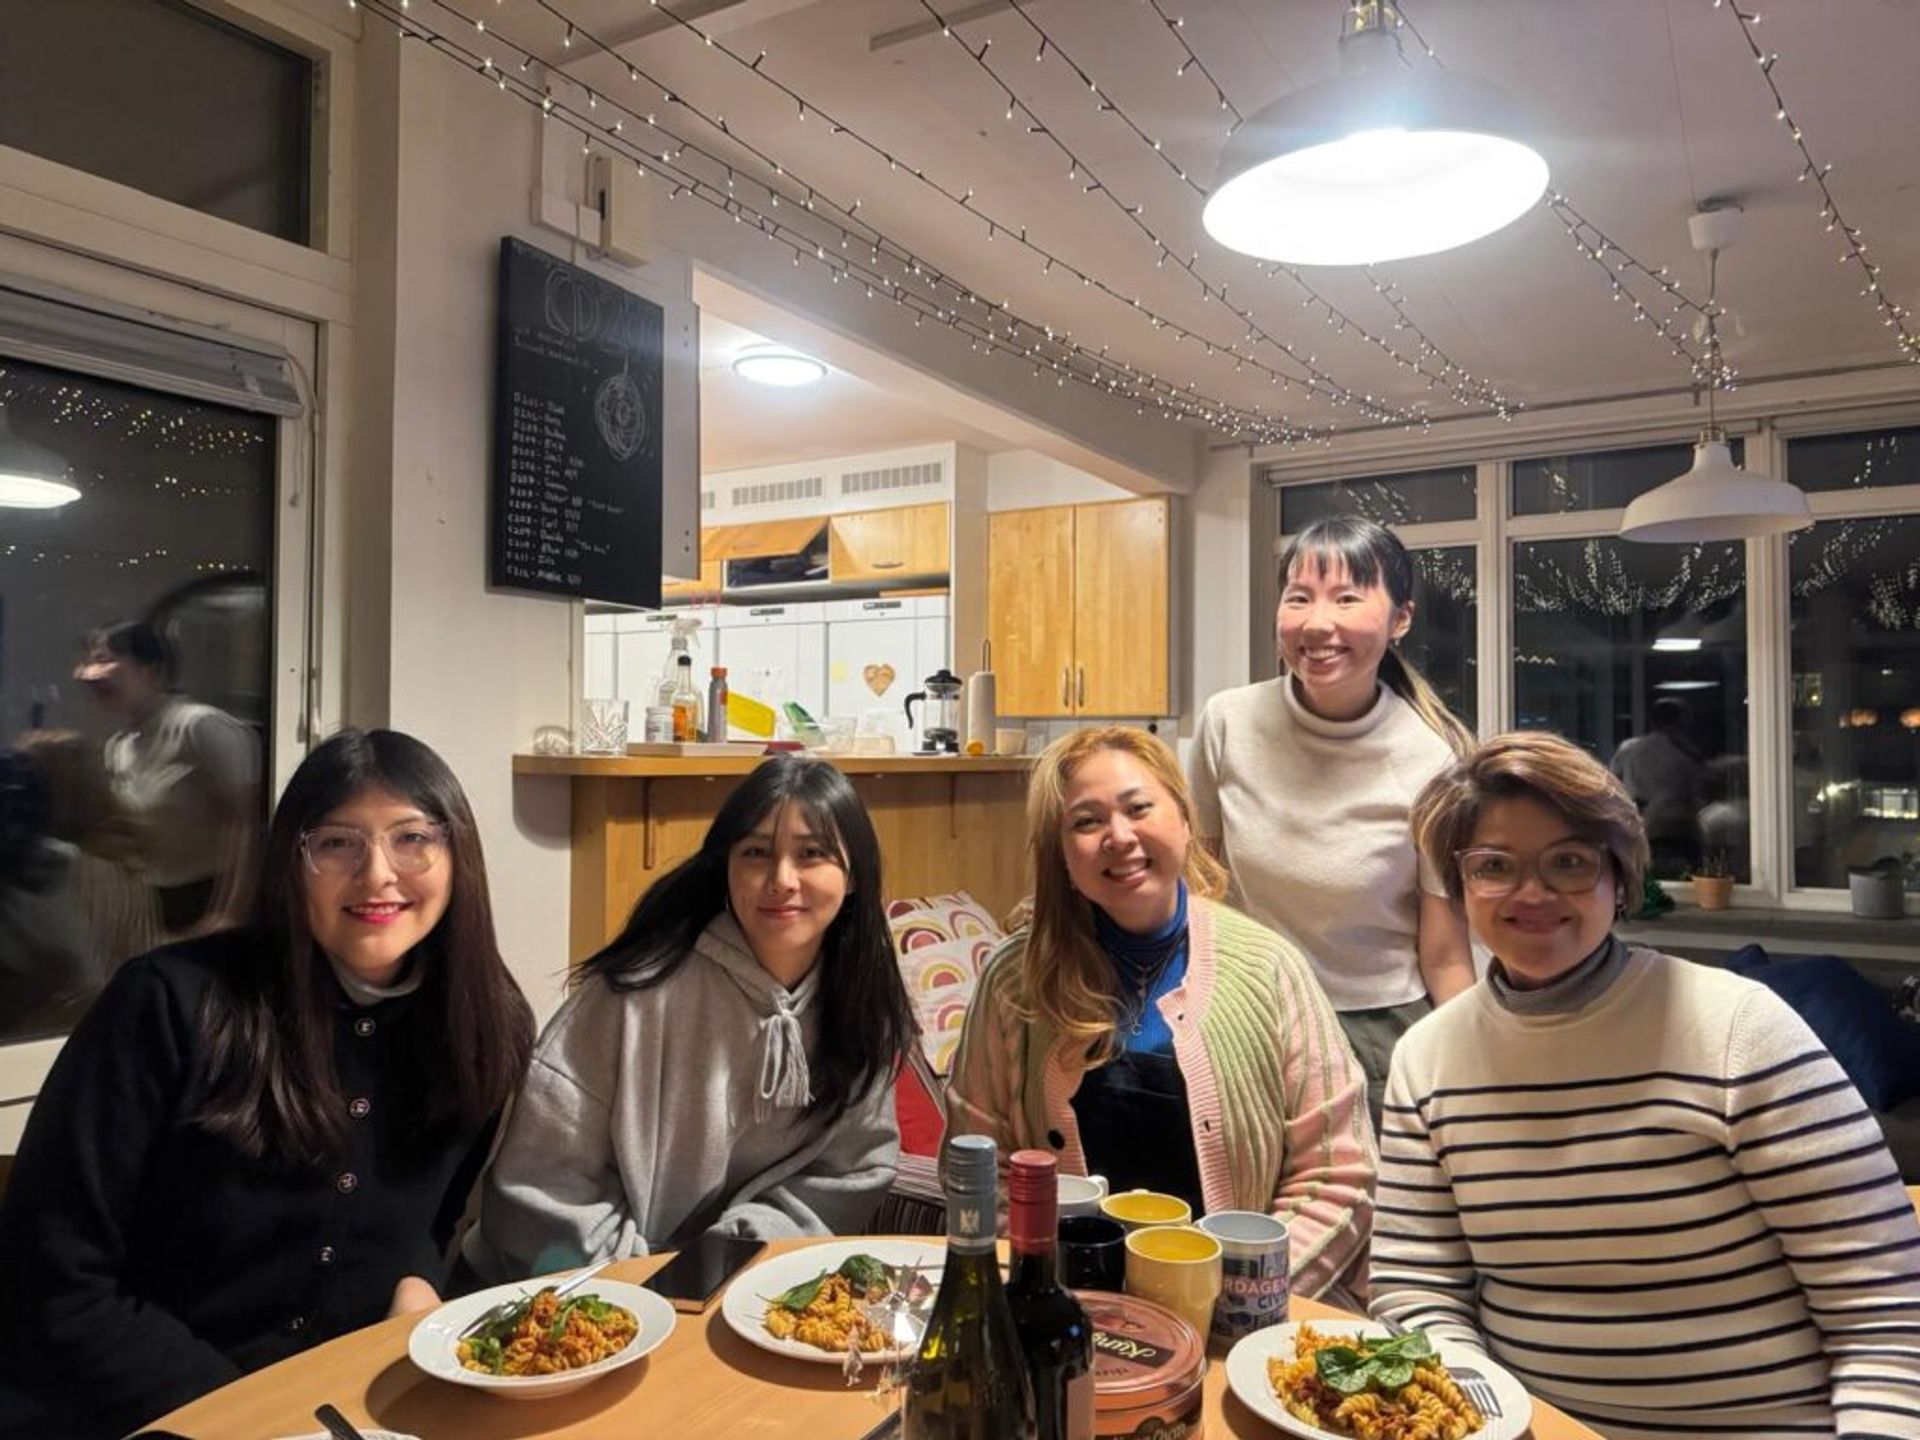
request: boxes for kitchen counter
[514,751,1036,960]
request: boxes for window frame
[1262,404,1920,914]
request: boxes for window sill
[1620,903,1918,964]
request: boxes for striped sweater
[946,896,1375,1299]
[1371,945,1920,1440]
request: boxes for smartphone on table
[643,1233,767,1313]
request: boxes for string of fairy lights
[545,0,1406,426]
[1717,0,1919,363]
[920,0,1520,418]
[349,0,1330,444]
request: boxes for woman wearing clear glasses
[0,729,532,1440]
[464,753,915,1280]
[1371,731,1920,1440]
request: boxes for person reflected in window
[1189,516,1475,1132]
[72,621,261,938]
[947,727,1373,1302]
[15,729,158,981]
[464,754,914,1281]
[1372,731,1920,1440]
[0,749,96,1042]
[1608,695,1704,877]
[0,729,533,1440]
[1697,753,1750,879]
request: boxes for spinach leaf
[837,1254,891,1294]
[1311,1330,1438,1396]
[770,1270,832,1312]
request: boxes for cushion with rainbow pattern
[886,892,1003,1074]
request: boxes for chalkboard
[491,237,664,609]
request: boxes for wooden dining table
[152,1237,1604,1439]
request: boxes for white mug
[1056,1172,1109,1219]
[1197,1210,1290,1346]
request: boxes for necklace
[1111,926,1188,1036]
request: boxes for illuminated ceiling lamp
[731,345,828,387]
[1621,206,1812,543]
[0,408,79,509]
[1200,0,1549,266]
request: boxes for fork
[459,1257,614,1339]
[1448,1366,1504,1420]
[1376,1315,1502,1419]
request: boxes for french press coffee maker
[904,668,964,754]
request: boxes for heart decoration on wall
[863,663,896,696]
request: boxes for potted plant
[1847,857,1907,919]
[1689,851,1735,911]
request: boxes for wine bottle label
[947,1199,994,1254]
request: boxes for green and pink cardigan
[946,895,1376,1300]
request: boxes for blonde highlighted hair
[1018,726,1227,1064]
[1411,730,1650,907]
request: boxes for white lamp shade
[0,411,78,509]
[1618,439,1812,543]
[1202,67,1548,266]
[731,349,827,387]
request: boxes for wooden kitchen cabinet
[988,505,1077,716]
[828,502,950,582]
[988,497,1169,718]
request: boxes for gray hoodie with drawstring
[463,913,899,1281]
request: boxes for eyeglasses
[300,823,447,879]
[1456,841,1609,898]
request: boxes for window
[1512,439,1743,515]
[1787,424,1920,494]
[1511,537,1749,881]
[0,356,275,1043]
[1279,466,1476,530]
[1406,546,1478,732]
[0,0,313,243]
[1787,514,1920,891]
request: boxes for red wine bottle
[903,1135,1036,1440]
[1005,1151,1093,1440]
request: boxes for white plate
[1224,1318,1532,1440]
[408,1276,676,1400]
[720,1238,942,1365]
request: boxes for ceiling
[463,0,1920,456]
[698,313,1011,470]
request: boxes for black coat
[0,932,498,1439]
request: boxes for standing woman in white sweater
[465,755,916,1280]
[1190,516,1474,1125]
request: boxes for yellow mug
[1099,1189,1192,1232]
[1124,1224,1223,1339]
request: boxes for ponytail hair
[1278,516,1473,757]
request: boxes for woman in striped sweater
[946,727,1374,1301]
[1372,731,1920,1440]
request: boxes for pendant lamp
[1201,0,1548,267]
[1620,209,1811,544]
[0,408,79,510]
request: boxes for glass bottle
[903,1135,1036,1440]
[1005,1151,1093,1440]
[670,653,702,742]
[705,665,729,743]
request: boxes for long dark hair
[584,754,914,1125]
[193,728,534,1168]
[1277,515,1472,755]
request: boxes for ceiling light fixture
[1201,0,1548,266]
[1621,205,1812,543]
[0,410,79,510]
[731,346,827,387]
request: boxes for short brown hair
[1411,731,1649,905]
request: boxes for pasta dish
[761,1252,902,1354]
[456,1288,639,1377]
[1268,1323,1485,1439]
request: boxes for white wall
[986,450,1134,512]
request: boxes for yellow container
[726,689,777,739]
[1123,1225,1223,1342]
[1100,1190,1191,1232]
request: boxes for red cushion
[895,1060,946,1158]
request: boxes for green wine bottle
[903,1135,1037,1440]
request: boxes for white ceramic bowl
[407,1277,676,1401]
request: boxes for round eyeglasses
[1456,841,1609,899]
[300,823,447,879]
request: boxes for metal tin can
[1081,1290,1207,1440]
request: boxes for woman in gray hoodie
[466,754,917,1278]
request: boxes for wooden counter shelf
[514,752,1037,960]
